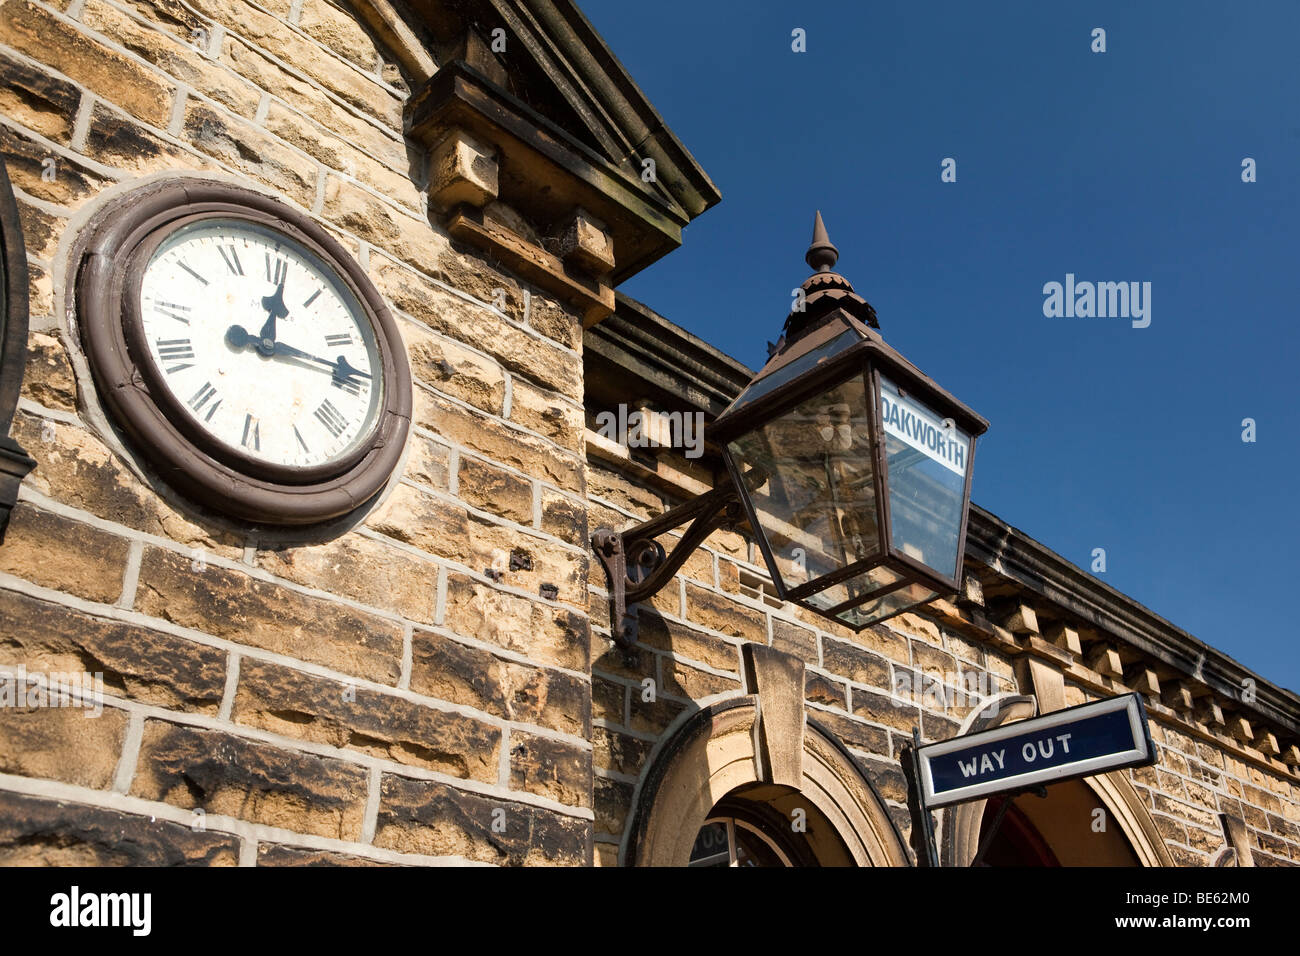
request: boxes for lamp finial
[805,210,839,272]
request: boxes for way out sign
[916,693,1156,809]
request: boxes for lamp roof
[783,211,879,341]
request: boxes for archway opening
[687,782,856,867]
[973,779,1140,867]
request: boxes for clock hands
[225,324,371,384]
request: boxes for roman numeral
[303,289,322,308]
[178,260,208,286]
[156,338,194,360]
[187,382,221,421]
[156,337,195,373]
[294,425,310,453]
[241,414,260,451]
[325,333,352,347]
[266,253,287,285]
[331,376,366,397]
[218,244,244,276]
[156,302,190,325]
[313,399,348,439]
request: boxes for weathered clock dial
[138,218,383,470]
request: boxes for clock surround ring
[74,178,412,526]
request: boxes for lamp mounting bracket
[591,483,743,652]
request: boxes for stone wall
[0,0,593,865]
[584,441,1300,867]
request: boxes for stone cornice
[964,506,1300,737]
[584,294,754,417]
[500,0,722,220]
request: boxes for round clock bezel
[74,179,412,525]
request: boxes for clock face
[137,218,384,470]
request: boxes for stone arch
[1084,770,1175,867]
[940,693,1174,866]
[623,697,910,867]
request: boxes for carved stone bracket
[408,61,693,327]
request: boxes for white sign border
[916,692,1153,809]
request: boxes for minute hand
[270,342,371,380]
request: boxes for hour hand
[259,279,288,341]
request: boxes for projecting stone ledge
[408,63,696,328]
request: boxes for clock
[74,180,411,525]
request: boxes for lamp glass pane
[720,329,861,415]
[879,375,971,580]
[728,374,879,593]
[804,565,902,612]
[835,583,938,629]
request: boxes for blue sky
[580,0,1300,692]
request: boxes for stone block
[412,389,583,492]
[683,583,765,643]
[822,635,890,688]
[402,320,506,414]
[0,588,226,712]
[0,0,174,126]
[21,335,76,415]
[257,844,393,866]
[409,629,590,737]
[80,0,260,116]
[369,255,583,397]
[0,503,129,603]
[771,618,818,666]
[0,123,111,207]
[0,791,239,865]
[636,615,740,673]
[374,774,590,865]
[182,100,316,207]
[510,378,583,451]
[457,455,533,524]
[556,207,614,274]
[232,658,500,780]
[0,704,127,788]
[0,47,82,143]
[135,547,403,683]
[427,128,497,210]
[442,573,588,672]
[258,532,438,626]
[508,730,591,807]
[131,720,370,839]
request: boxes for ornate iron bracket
[591,483,743,651]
